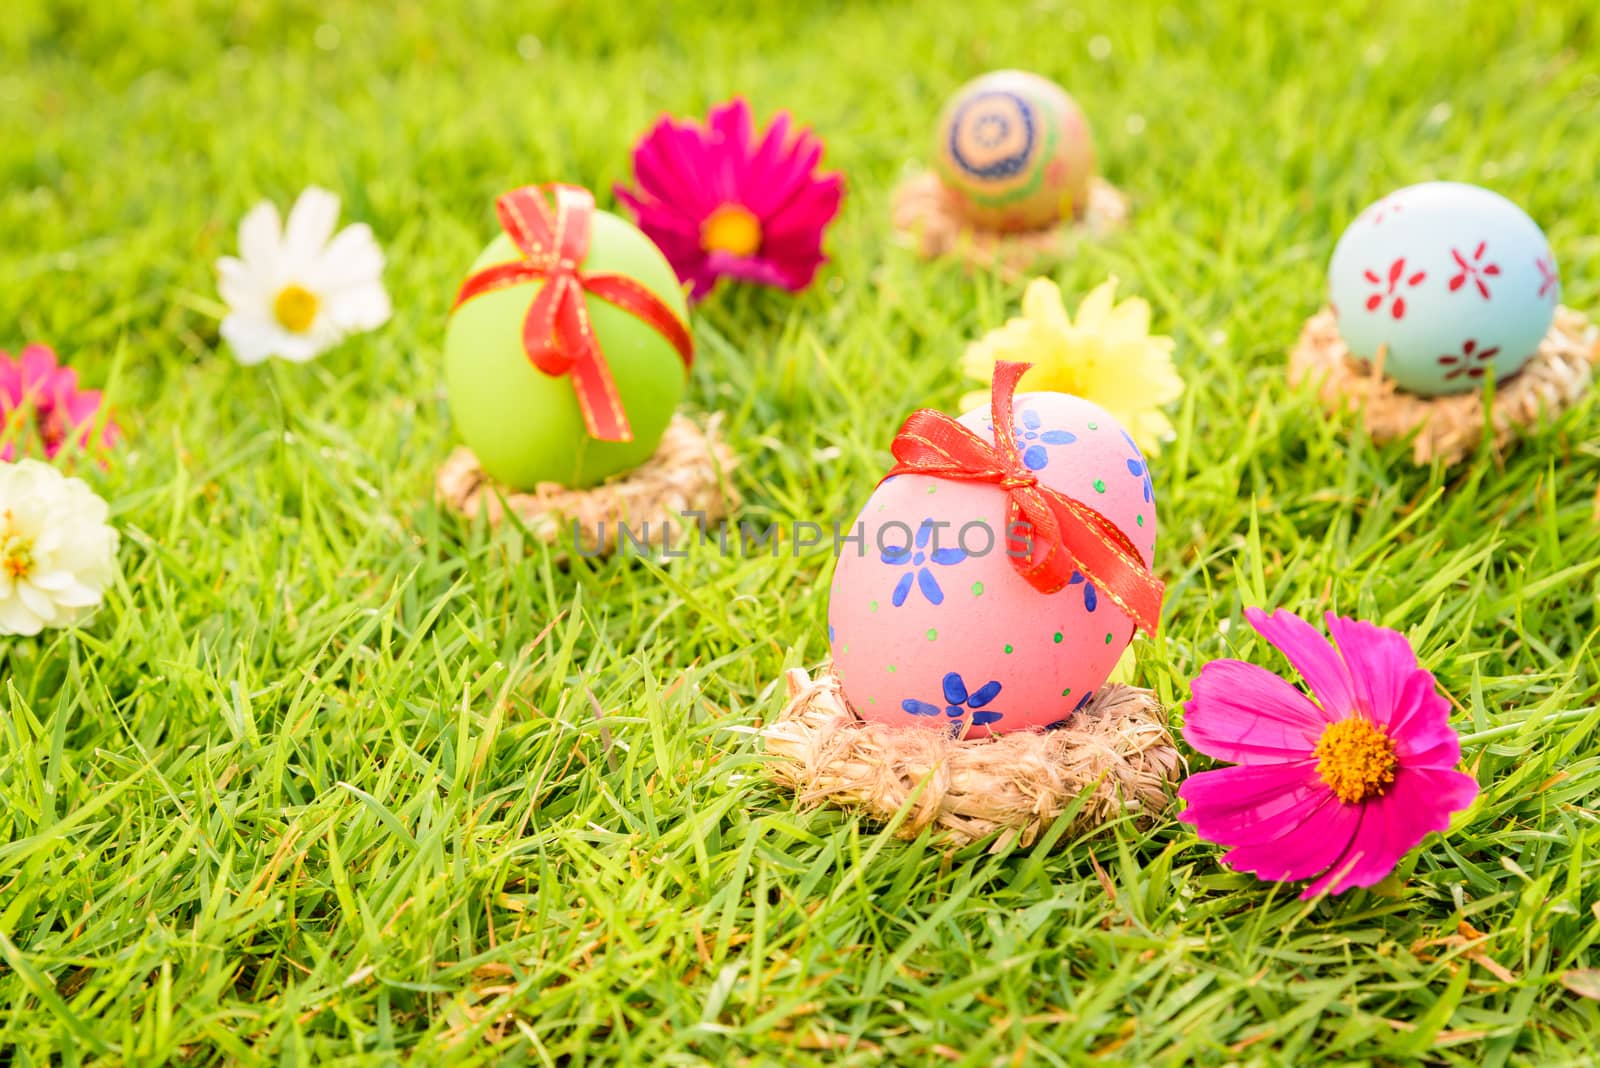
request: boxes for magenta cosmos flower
[0,344,118,462]
[615,97,843,302]
[1179,608,1478,898]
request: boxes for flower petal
[1301,765,1478,897]
[706,97,753,200]
[1220,790,1363,885]
[759,161,840,239]
[272,332,328,364]
[761,181,840,249]
[1324,614,1420,725]
[1387,672,1463,767]
[1102,292,1153,341]
[238,200,282,266]
[1183,762,1411,893]
[18,344,63,392]
[323,282,392,333]
[313,223,385,290]
[699,251,779,294]
[0,595,44,635]
[1322,616,1466,766]
[36,577,102,608]
[0,352,21,406]
[1070,277,1123,332]
[629,129,706,217]
[1181,658,1327,764]
[216,255,270,314]
[221,314,289,365]
[1178,760,1324,844]
[16,580,58,620]
[283,187,342,264]
[655,126,722,218]
[1020,278,1073,334]
[1245,607,1358,716]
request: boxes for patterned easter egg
[932,70,1096,232]
[446,204,690,491]
[827,392,1156,737]
[1328,182,1560,396]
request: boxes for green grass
[4,0,1600,1062]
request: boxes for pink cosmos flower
[615,97,843,302]
[0,344,119,462]
[1178,608,1478,898]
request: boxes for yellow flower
[961,277,1183,454]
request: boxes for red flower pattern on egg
[1536,257,1559,300]
[1328,183,1557,396]
[1448,242,1500,300]
[1362,258,1427,320]
[1368,198,1405,226]
[1436,338,1500,381]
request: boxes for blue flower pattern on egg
[902,672,1005,730]
[986,408,1077,470]
[1067,570,1097,612]
[1121,431,1154,504]
[1015,409,1077,470]
[882,519,967,607]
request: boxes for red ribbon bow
[451,183,694,442]
[884,361,1164,634]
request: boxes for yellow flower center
[2,534,33,581]
[1314,717,1398,804]
[700,204,762,257]
[273,284,320,333]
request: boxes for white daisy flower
[0,460,120,636]
[216,186,392,364]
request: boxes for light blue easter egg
[1327,182,1560,396]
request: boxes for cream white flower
[216,186,391,364]
[0,460,119,636]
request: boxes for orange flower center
[273,284,320,333]
[700,204,762,257]
[1314,717,1397,804]
[2,535,33,581]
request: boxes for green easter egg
[444,208,690,490]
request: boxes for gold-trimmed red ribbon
[883,360,1164,634]
[451,183,694,442]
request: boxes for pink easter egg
[827,392,1157,737]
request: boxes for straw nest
[435,413,740,555]
[890,171,1129,280]
[764,665,1182,851]
[1289,305,1600,466]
